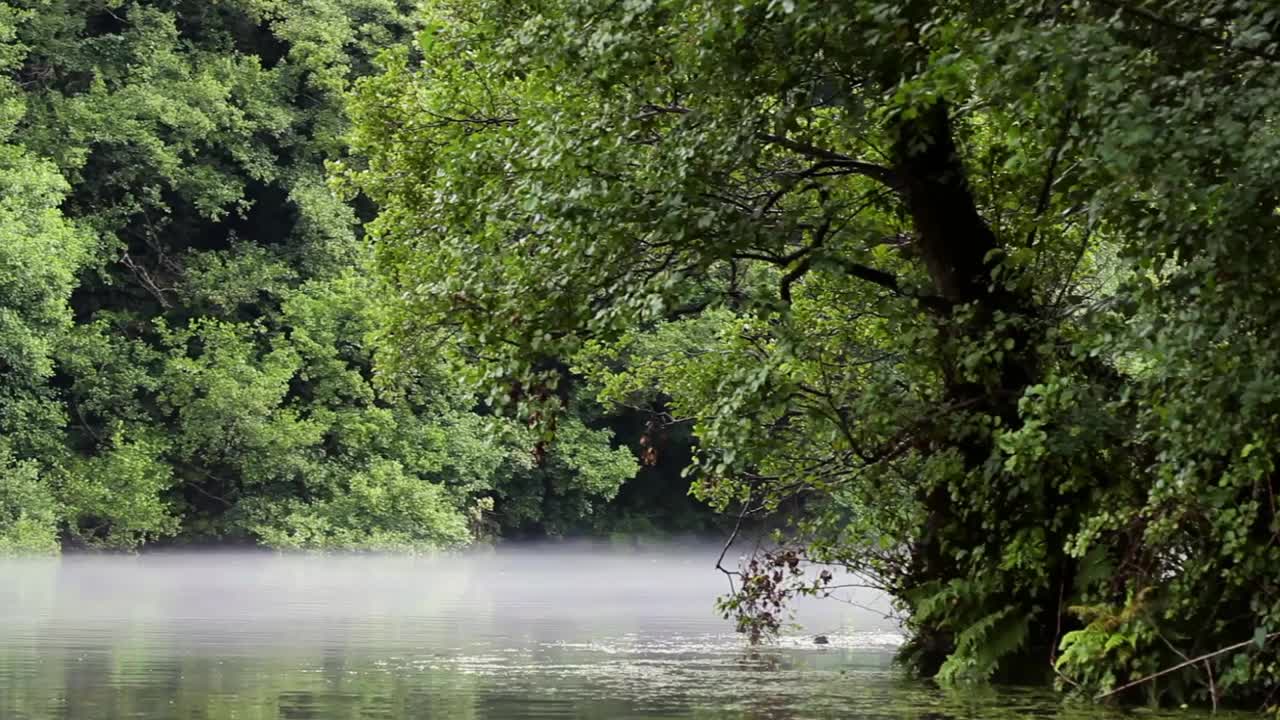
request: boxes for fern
[936,605,1032,685]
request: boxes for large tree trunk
[891,102,1066,681]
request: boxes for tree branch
[634,104,901,190]
[1088,0,1279,62]
[822,255,951,313]
[760,134,902,191]
[1026,103,1076,247]
[1095,632,1279,701]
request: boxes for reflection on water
[0,543,1220,719]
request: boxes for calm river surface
[0,543,1221,720]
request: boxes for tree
[0,79,94,549]
[0,0,638,550]
[349,0,1280,705]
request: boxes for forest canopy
[0,0,687,554]
[2,0,1280,710]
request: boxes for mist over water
[1,541,899,657]
[0,543,1215,720]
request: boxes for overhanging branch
[760,134,902,192]
[633,104,900,192]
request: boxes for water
[0,543,1217,719]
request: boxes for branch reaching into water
[1095,632,1279,701]
[715,496,752,595]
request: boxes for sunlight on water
[0,543,1226,719]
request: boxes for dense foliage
[0,0,656,552]
[6,0,1280,709]
[346,0,1280,708]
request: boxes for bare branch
[1096,632,1279,701]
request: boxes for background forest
[4,0,1280,711]
[0,0,713,554]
